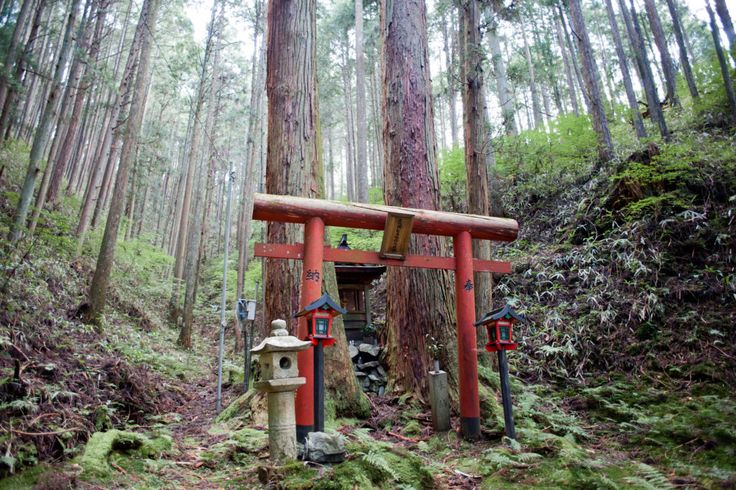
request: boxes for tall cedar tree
[381,0,459,401]
[265,0,366,415]
[85,0,161,324]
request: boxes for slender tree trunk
[568,0,613,163]
[642,0,679,107]
[604,0,647,138]
[440,11,459,147]
[665,0,698,99]
[170,0,220,324]
[85,0,160,324]
[559,2,590,116]
[520,17,544,130]
[9,0,81,242]
[0,0,34,115]
[707,0,736,119]
[354,0,368,202]
[621,0,670,141]
[554,14,579,117]
[341,42,356,202]
[381,0,458,402]
[487,11,517,135]
[714,0,735,59]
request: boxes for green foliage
[438,147,466,211]
[328,226,382,250]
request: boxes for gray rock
[368,373,381,382]
[303,432,346,463]
[376,366,386,377]
[358,343,381,358]
[349,345,359,359]
[362,377,371,388]
[357,361,380,369]
[378,386,385,396]
[355,371,367,377]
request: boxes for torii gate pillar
[454,231,480,439]
[295,217,324,441]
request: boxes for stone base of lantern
[255,377,306,462]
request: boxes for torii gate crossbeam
[251,193,519,441]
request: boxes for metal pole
[216,169,235,413]
[314,339,324,432]
[244,281,259,392]
[497,349,516,440]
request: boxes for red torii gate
[252,193,519,440]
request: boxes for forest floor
[2,109,736,488]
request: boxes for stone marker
[429,368,451,432]
[251,319,312,462]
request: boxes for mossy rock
[77,429,172,479]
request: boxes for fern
[623,463,673,489]
[361,449,399,480]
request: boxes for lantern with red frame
[474,305,525,352]
[294,293,347,347]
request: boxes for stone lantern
[251,319,312,461]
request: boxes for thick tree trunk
[459,0,494,363]
[354,0,368,203]
[9,0,81,243]
[707,0,736,119]
[568,0,613,163]
[85,0,160,324]
[642,0,679,108]
[604,0,647,139]
[559,2,590,115]
[265,0,366,417]
[381,0,458,402]
[665,0,698,99]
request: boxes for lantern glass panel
[500,325,510,341]
[487,325,496,342]
[315,317,329,336]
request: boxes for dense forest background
[1,0,735,487]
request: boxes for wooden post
[497,349,516,440]
[454,231,480,440]
[296,217,324,442]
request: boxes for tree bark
[85,0,160,324]
[568,0,613,163]
[520,16,544,130]
[604,0,647,139]
[0,0,34,114]
[381,0,458,402]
